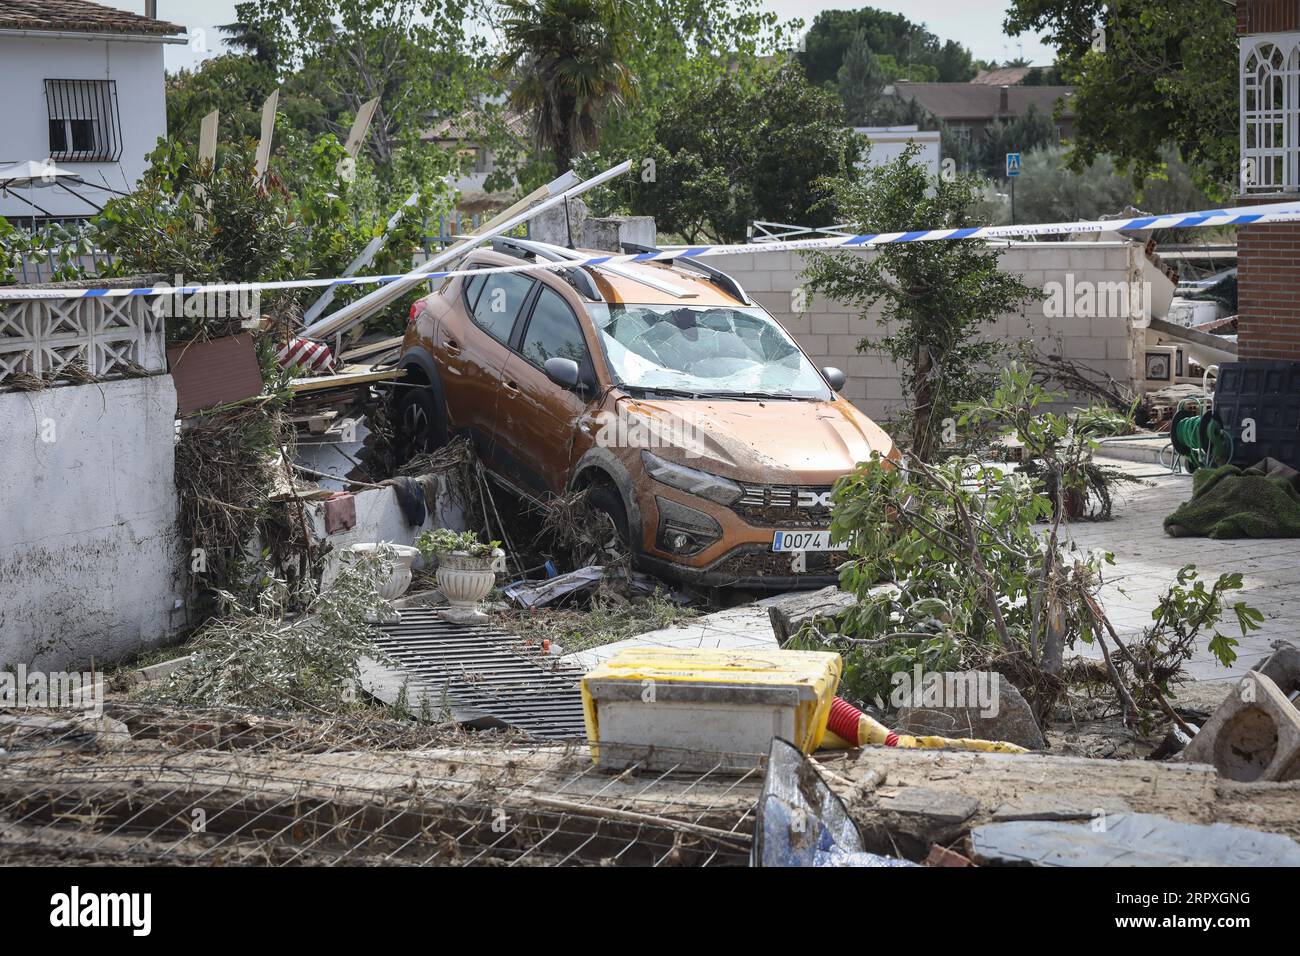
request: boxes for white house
[421,108,528,212]
[853,125,942,177]
[0,0,186,225]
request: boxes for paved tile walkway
[1067,463,1300,683]
[563,598,783,671]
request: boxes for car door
[437,270,535,463]
[496,284,599,496]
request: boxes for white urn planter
[342,543,421,622]
[436,549,501,623]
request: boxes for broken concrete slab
[896,672,1047,750]
[1254,640,1300,699]
[1179,670,1300,782]
[970,812,1300,867]
[135,655,193,683]
[990,795,1131,822]
[766,585,856,645]
[879,786,980,825]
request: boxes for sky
[121,0,1055,73]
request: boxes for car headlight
[641,450,743,506]
[654,497,722,556]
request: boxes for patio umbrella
[0,159,129,219]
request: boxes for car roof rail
[619,241,752,305]
[490,237,603,302]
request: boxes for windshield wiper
[693,390,802,401]
[621,384,704,399]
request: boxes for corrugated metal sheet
[373,608,588,739]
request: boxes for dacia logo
[796,490,833,508]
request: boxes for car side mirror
[822,367,846,392]
[544,357,581,390]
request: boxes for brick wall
[698,242,1142,423]
[1236,5,1300,360]
[1237,216,1300,360]
[1239,0,1300,35]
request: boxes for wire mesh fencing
[0,704,761,867]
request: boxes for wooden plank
[340,335,405,362]
[288,367,404,393]
[254,89,279,180]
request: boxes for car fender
[397,345,448,413]
[570,446,642,541]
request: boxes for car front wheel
[393,385,446,462]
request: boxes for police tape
[3,198,1298,303]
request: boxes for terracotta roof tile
[0,0,184,36]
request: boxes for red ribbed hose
[828,696,863,744]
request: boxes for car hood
[616,396,896,485]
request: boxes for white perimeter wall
[0,375,183,670]
[700,241,1143,423]
[0,34,168,220]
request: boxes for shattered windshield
[586,303,832,400]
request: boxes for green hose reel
[1170,401,1234,471]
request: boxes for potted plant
[333,542,421,623]
[416,529,503,622]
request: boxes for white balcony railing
[0,292,166,388]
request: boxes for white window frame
[1240,33,1300,194]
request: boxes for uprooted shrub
[139,546,397,713]
[791,365,1260,733]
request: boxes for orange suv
[394,238,896,588]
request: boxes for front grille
[373,609,588,739]
[710,545,848,582]
[731,483,835,528]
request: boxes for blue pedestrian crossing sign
[1006,152,1022,177]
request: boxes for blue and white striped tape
[2,199,1297,302]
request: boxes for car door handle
[444,338,461,356]
[503,380,520,397]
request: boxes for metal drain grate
[371,607,588,739]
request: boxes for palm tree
[496,0,637,176]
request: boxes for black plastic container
[1212,360,1300,469]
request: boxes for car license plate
[771,530,839,552]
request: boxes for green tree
[630,64,861,244]
[1014,146,1134,223]
[94,134,448,339]
[496,0,638,177]
[236,0,486,173]
[1015,145,1212,238]
[218,17,281,67]
[799,8,976,87]
[1004,0,1237,192]
[166,54,282,145]
[0,217,22,284]
[801,145,1042,461]
[978,104,1058,179]
[837,29,887,125]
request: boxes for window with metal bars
[44,79,122,163]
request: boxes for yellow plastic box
[580,647,842,773]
